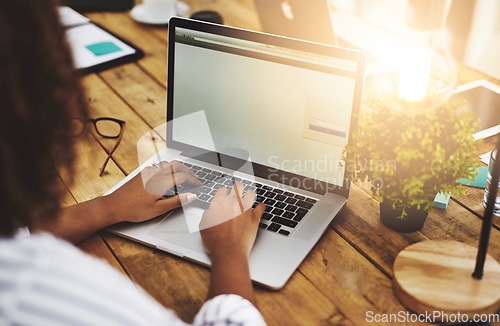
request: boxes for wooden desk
[66,1,500,324]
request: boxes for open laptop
[106,17,365,289]
[254,0,388,63]
[254,0,338,46]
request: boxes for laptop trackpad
[149,206,203,235]
[147,207,207,256]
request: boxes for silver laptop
[106,17,365,289]
[254,0,338,46]
[254,0,381,63]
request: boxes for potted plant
[343,98,480,232]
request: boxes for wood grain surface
[62,1,500,325]
[393,241,500,319]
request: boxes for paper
[480,151,492,165]
[58,6,138,70]
[65,24,136,69]
[86,42,122,56]
[433,165,489,210]
[433,192,450,209]
[58,6,89,27]
[457,166,489,189]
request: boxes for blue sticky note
[85,41,122,56]
[457,166,488,189]
[433,192,451,209]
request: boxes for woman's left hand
[31,161,202,243]
[105,160,202,223]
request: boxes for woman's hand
[200,182,264,258]
[107,160,203,223]
[199,182,265,305]
[31,160,202,244]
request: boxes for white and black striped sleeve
[0,233,266,326]
[193,294,267,326]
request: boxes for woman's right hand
[200,182,265,259]
[199,182,265,305]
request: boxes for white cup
[141,0,177,18]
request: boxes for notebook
[105,17,366,289]
[59,6,143,73]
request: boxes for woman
[0,0,266,325]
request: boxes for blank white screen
[172,31,357,186]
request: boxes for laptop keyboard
[162,161,318,236]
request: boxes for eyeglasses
[67,117,126,176]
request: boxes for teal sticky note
[85,41,122,56]
[433,192,451,209]
[457,166,488,189]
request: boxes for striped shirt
[0,233,266,326]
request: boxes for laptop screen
[168,19,365,194]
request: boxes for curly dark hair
[0,0,88,236]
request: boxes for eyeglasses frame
[70,117,126,176]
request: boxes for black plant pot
[379,200,429,233]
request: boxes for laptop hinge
[180,149,219,166]
[181,149,253,174]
